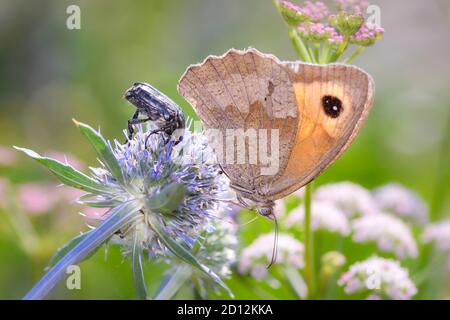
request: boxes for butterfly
[178,48,374,218]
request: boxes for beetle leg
[127,110,140,138]
[144,127,167,148]
[127,116,151,142]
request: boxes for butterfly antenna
[219,199,247,208]
[239,215,260,227]
[266,213,279,269]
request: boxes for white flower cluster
[285,201,350,235]
[238,233,304,280]
[338,256,417,300]
[373,183,428,225]
[422,220,450,252]
[313,182,378,217]
[352,213,418,259]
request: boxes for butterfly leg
[230,182,254,195]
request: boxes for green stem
[132,227,148,300]
[289,29,313,63]
[319,42,331,64]
[154,264,192,300]
[304,183,316,299]
[330,37,349,62]
[284,266,307,299]
[431,109,450,220]
[313,41,320,63]
[343,46,366,64]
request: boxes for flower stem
[23,201,141,300]
[431,109,450,220]
[313,42,320,63]
[132,227,148,300]
[154,264,192,300]
[330,37,349,62]
[319,42,331,64]
[343,46,366,64]
[284,266,307,299]
[289,29,313,62]
[304,182,316,299]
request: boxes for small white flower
[238,233,304,279]
[373,183,428,225]
[352,212,418,259]
[285,201,350,235]
[338,256,417,300]
[313,182,378,217]
[422,220,450,252]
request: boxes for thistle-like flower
[16,121,231,299]
[352,212,418,259]
[373,183,428,225]
[156,215,238,299]
[338,256,417,300]
[239,233,304,280]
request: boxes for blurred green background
[0,0,449,299]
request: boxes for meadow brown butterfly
[178,48,374,218]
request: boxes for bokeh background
[0,0,449,299]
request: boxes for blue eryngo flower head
[338,256,417,300]
[239,233,304,280]
[93,124,227,257]
[373,183,428,225]
[16,120,232,299]
[159,217,238,299]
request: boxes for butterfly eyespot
[322,95,343,118]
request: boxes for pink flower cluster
[277,0,384,47]
[302,1,330,21]
[335,0,369,14]
[350,22,385,46]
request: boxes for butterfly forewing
[178,49,298,197]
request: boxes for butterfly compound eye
[322,95,343,118]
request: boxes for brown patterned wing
[178,48,298,195]
[264,62,375,200]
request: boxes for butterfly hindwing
[265,62,374,199]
